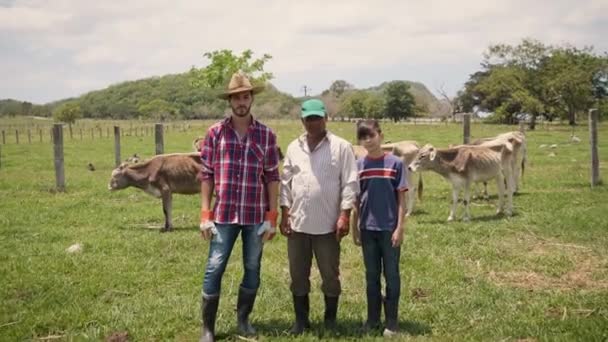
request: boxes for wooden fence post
[463,113,471,144]
[155,123,164,155]
[15,130,19,144]
[114,126,121,167]
[53,124,65,192]
[2,130,5,144]
[589,109,601,187]
[28,129,32,144]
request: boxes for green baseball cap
[301,99,326,118]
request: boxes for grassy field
[1,119,607,341]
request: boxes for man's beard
[231,104,251,117]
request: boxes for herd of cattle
[108,131,526,231]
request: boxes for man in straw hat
[198,72,280,341]
[279,98,359,334]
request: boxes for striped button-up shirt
[199,117,280,225]
[280,131,359,235]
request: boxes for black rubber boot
[363,293,382,332]
[383,296,399,337]
[290,295,310,335]
[323,295,339,329]
[236,287,257,336]
[200,294,219,342]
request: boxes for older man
[280,99,359,334]
[198,72,280,341]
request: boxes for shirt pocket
[247,142,265,178]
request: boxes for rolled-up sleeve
[279,150,293,208]
[199,130,215,181]
[339,143,359,210]
[263,132,280,183]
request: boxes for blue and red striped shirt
[357,153,408,231]
[199,117,280,225]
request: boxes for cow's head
[108,163,131,190]
[409,144,435,171]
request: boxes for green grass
[1,119,607,341]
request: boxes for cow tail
[521,141,526,184]
[417,173,423,201]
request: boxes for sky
[1,0,607,104]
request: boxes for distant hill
[365,81,442,116]
[1,74,442,119]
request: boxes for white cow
[471,131,527,195]
[409,144,514,221]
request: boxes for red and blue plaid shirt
[199,117,280,225]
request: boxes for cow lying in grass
[108,153,202,232]
[409,143,514,221]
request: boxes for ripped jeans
[202,223,264,296]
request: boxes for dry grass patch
[476,232,608,291]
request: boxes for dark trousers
[360,230,401,304]
[287,232,341,297]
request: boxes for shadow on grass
[422,212,517,225]
[232,318,432,339]
[129,224,198,233]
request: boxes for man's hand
[335,214,349,241]
[258,211,278,242]
[200,220,216,241]
[391,227,404,247]
[200,209,216,241]
[279,210,292,236]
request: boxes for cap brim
[301,111,326,118]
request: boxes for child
[354,119,408,337]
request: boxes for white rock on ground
[66,243,83,254]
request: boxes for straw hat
[218,72,265,99]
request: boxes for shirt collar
[221,115,258,130]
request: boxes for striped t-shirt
[357,153,408,231]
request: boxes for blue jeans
[360,230,401,303]
[202,223,264,296]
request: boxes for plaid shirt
[199,117,280,225]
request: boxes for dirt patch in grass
[484,233,608,291]
[105,331,129,342]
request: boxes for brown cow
[108,153,202,232]
[409,144,514,221]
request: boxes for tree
[384,81,415,122]
[21,101,32,116]
[339,91,368,118]
[461,38,608,127]
[329,80,354,98]
[339,91,384,119]
[190,49,273,90]
[455,71,490,113]
[53,102,82,137]
[138,99,179,121]
[540,47,606,125]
